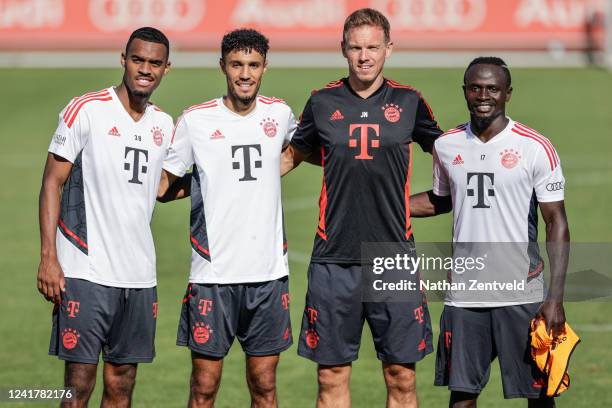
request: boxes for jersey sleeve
[163,115,194,177]
[533,143,565,202]
[283,108,298,148]
[432,144,451,196]
[412,96,443,154]
[48,100,90,162]
[289,97,320,155]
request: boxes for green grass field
[1,67,611,407]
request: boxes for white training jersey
[433,118,565,306]
[48,87,173,288]
[163,96,297,284]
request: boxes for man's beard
[132,89,151,98]
[237,93,256,106]
[230,83,259,107]
[471,111,501,131]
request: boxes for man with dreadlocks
[158,29,297,408]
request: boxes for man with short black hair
[159,29,296,408]
[411,57,570,407]
[281,8,442,408]
[38,27,172,407]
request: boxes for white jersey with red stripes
[433,118,565,306]
[48,87,173,288]
[163,96,297,284]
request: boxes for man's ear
[385,41,393,59]
[506,86,513,102]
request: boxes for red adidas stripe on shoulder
[386,79,417,91]
[185,100,218,113]
[440,123,468,137]
[63,89,109,120]
[309,79,344,95]
[257,95,285,104]
[511,124,558,170]
[513,122,559,166]
[386,79,438,121]
[325,80,343,88]
[63,89,112,128]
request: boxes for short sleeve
[412,96,443,154]
[432,144,451,196]
[290,97,320,155]
[283,108,298,148]
[48,100,90,162]
[533,143,565,202]
[163,115,194,177]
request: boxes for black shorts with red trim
[176,277,292,357]
[297,263,433,365]
[49,278,157,364]
[434,304,548,399]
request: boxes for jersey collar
[467,117,515,145]
[109,87,151,124]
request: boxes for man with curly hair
[158,29,296,408]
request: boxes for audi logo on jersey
[546,181,564,192]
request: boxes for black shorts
[434,304,547,399]
[297,263,433,365]
[176,277,292,357]
[49,278,157,364]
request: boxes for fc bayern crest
[193,322,212,344]
[305,329,320,349]
[62,328,80,350]
[500,148,521,169]
[151,126,164,147]
[382,103,402,123]
[260,117,278,138]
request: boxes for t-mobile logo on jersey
[232,144,262,181]
[466,172,495,209]
[124,147,149,184]
[348,124,380,160]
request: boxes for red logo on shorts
[418,339,427,351]
[62,328,80,350]
[382,103,402,123]
[151,126,164,147]
[260,117,278,138]
[444,331,452,349]
[307,306,318,324]
[283,327,291,341]
[532,378,545,388]
[305,329,320,349]
[500,149,521,169]
[193,322,212,344]
[198,299,213,316]
[66,300,80,318]
[413,306,424,324]
[281,293,290,310]
[153,302,158,319]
